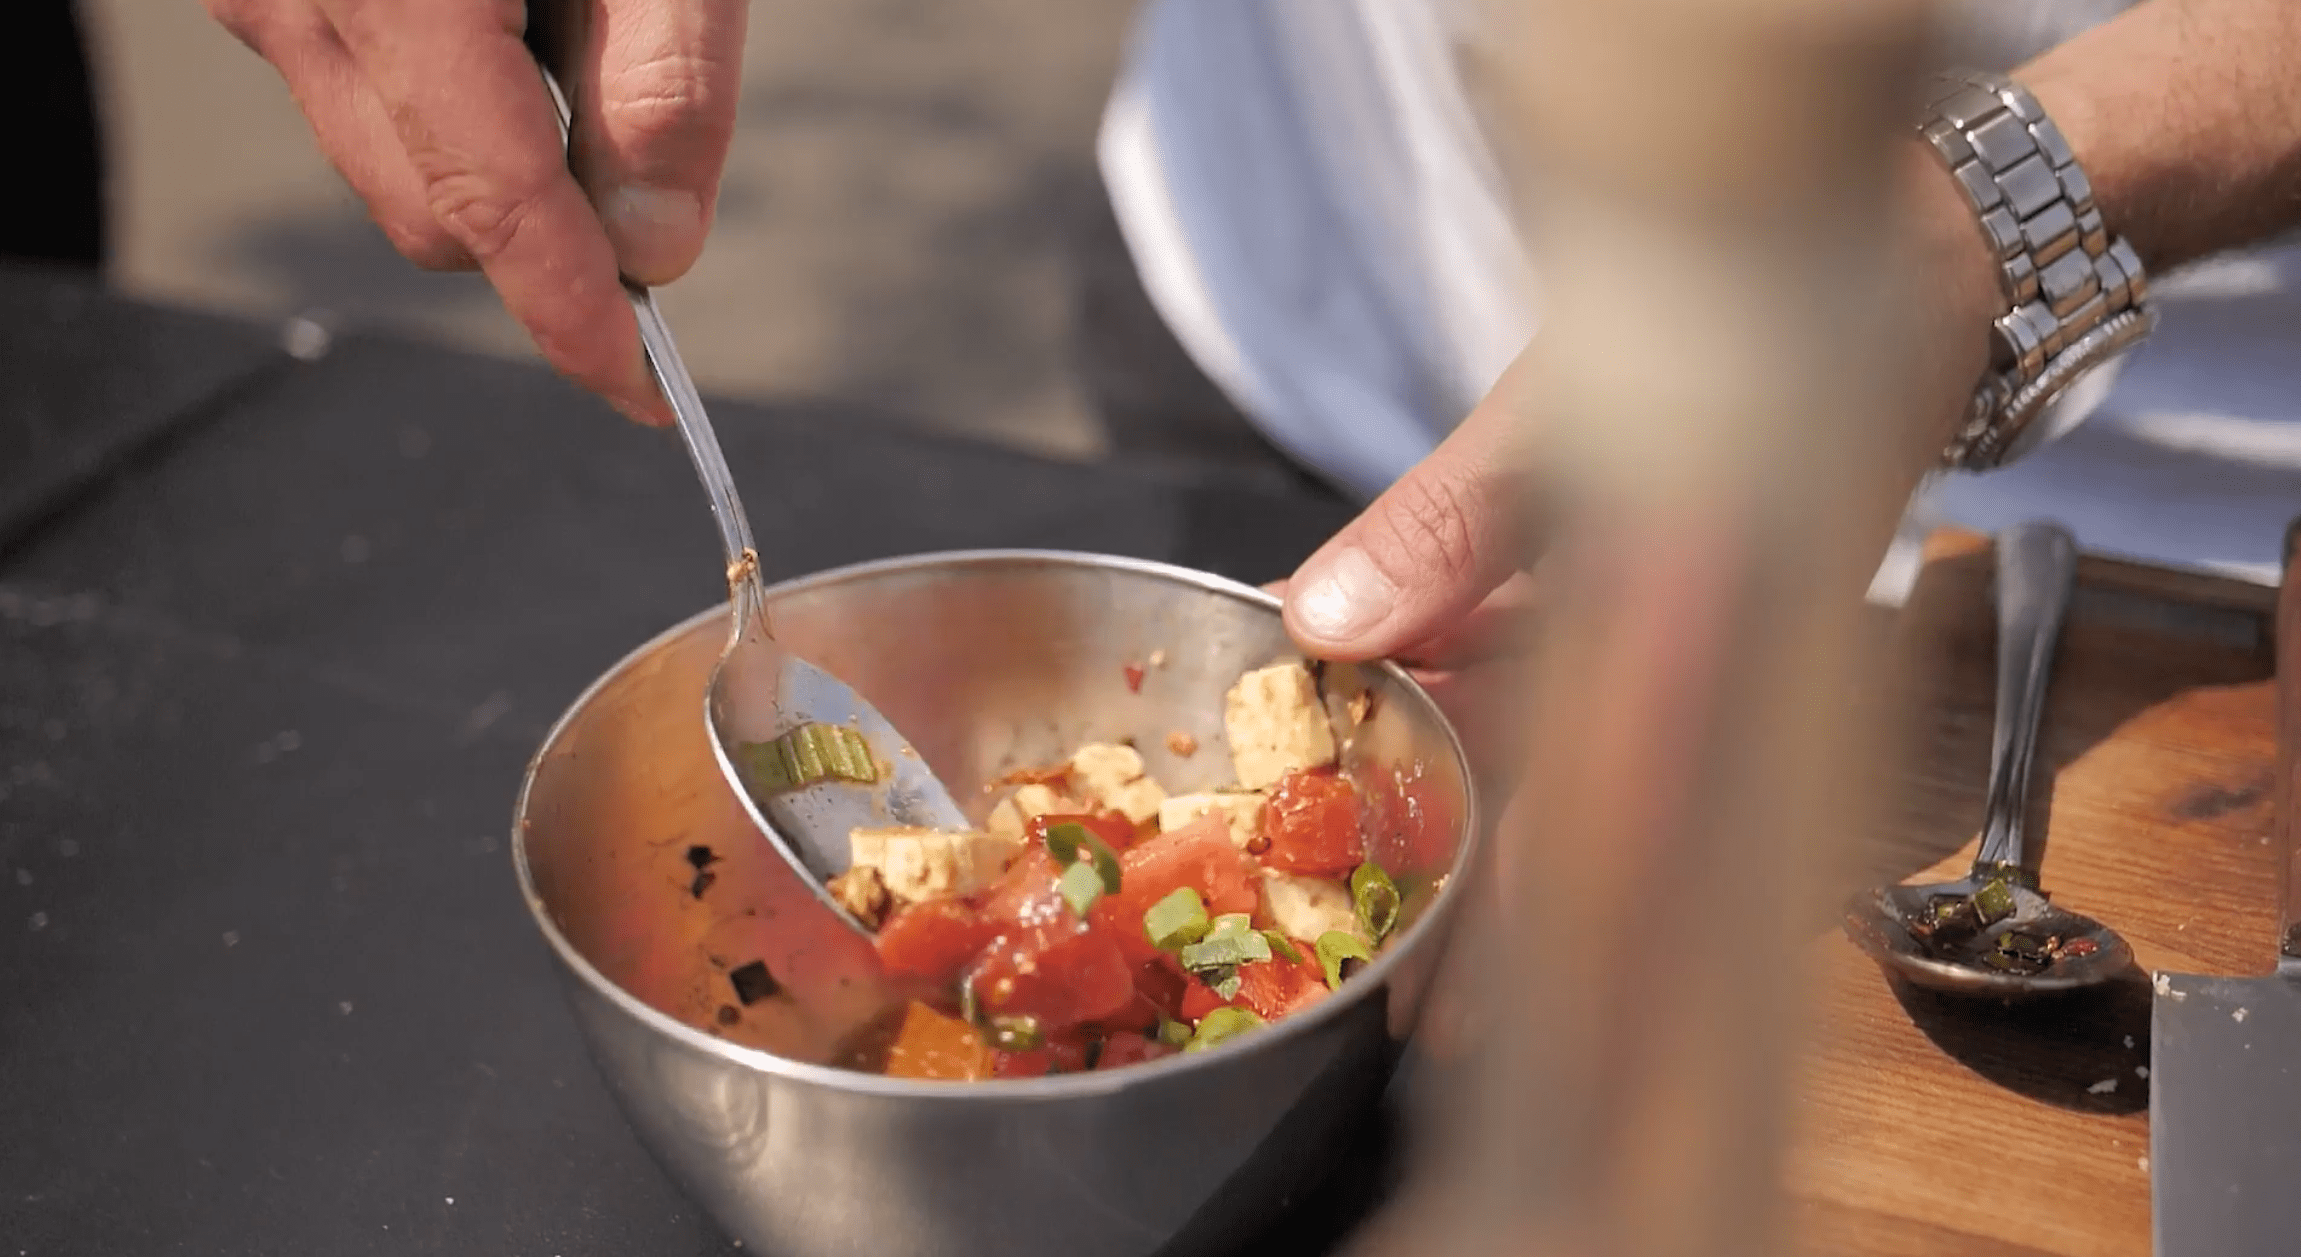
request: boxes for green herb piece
[1210,971,1243,1000]
[737,723,879,795]
[1263,931,1304,964]
[1972,877,2017,926]
[1044,821,1122,894]
[1057,858,1106,917]
[1179,915,1272,973]
[959,976,980,1027]
[1315,930,1374,990]
[1144,887,1212,952]
[1157,1016,1192,1049]
[1183,1006,1264,1054]
[1351,862,1401,943]
[988,1015,1044,1052]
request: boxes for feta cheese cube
[848,827,1022,905]
[985,782,1077,842]
[1159,791,1266,849]
[1258,869,1362,945]
[1069,742,1167,824]
[1224,662,1337,790]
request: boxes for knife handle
[2276,516,2301,966]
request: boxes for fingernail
[601,185,704,285]
[1290,546,1394,643]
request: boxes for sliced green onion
[1157,1016,1192,1049]
[1351,862,1401,943]
[1183,1006,1264,1053]
[1210,971,1242,1000]
[1057,858,1106,917]
[1972,877,2017,926]
[1144,887,1211,952]
[1263,931,1304,964]
[1315,930,1373,990]
[737,722,879,795]
[1044,821,1122,894]
[1179,915,1271,973]
[988,1015,1043,1052]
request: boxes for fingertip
[599,184,707,285]
[1282,545,1399,659]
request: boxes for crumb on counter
[1166,730,1199,757]
[1224,662,1338,790]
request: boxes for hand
[206,0,748,423]
[1264,348,1543,784]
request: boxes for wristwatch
[1917,69,2156,471]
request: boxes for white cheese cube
[1258,869,1363,945]
[984,782,1077,842]
[1224,662,1337,790]
[847,827,1022,905]
[1069,742,1167,824]
[1159,791,1266,849]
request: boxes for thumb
[571,0,748,285]
[1281,370,1541,660]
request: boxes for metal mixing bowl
[513,551,1480,1257]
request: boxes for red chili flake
[1123,663,1146,694]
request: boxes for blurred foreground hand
[207,0,749,424]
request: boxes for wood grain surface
[1791,530,2283,1256]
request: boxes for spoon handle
[1973,521,2079,874]
[528,63,764,606]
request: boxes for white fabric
[1099,0,1532,501]
[1101,0,2301,586]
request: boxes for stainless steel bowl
[512,551,1481,1257]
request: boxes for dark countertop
[0,264,1395,1254]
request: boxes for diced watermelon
[1260,766,1366,877]
[1094,1031,1175,1071]
[875,899,1000,985]
[1362,762,1455,877]
[1027,810,1139,853]
[1091,815,1258,963]
[1234,944,1329,1020]
[1177,946,1328,1025]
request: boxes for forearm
[2023,0,2301,275]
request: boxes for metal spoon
[1843,520,2133,997]
[536,68,968,934]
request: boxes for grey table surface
[0,263,1392,1255]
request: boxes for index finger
[317,0,664,421]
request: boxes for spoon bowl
[1845,874,2135,998]
[1844,521,2134,998]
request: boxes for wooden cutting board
[1790,529,2284,1257]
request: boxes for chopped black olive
[715,1004,741,1027]
[686,845,719,869]
[729,960,781,1005]
[689,867,718,899]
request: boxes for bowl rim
[511,548,1484,1100]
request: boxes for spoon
[534,67,969,934]
[1843,520,2132,997]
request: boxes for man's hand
[207,0,748,423]
[1279,353,1543,667]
